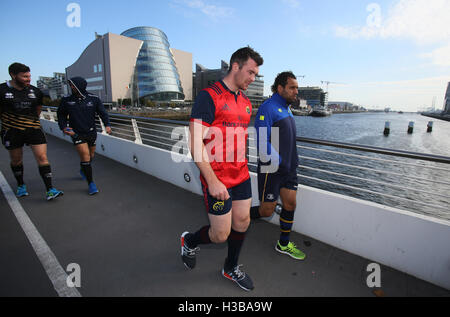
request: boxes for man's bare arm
[189,121,230,201]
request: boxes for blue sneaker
[46,188,63,201]
[79,169,86,180]
[16,185,29,197]
[88,182,99,195]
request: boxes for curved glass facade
[121,27,184,101]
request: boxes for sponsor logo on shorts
[266,193,275,200]
[213,201,225,212]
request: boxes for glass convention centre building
[66,26,191,104]
[121,27,185,102]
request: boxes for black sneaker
[181,232,199,269]
[222,263,254,291]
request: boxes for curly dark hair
[271,71,297,93]
[228,46,263,73]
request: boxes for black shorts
[71,132,97,147]
[258,170,298,203]
[1,128,47,150]
[201,177,252,216]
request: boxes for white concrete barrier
[255,183,450,290]
[40,120,202,195]
[41,119,450,290]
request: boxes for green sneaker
[275,241,306,260]
[46,188,63,201]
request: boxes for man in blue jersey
[251,71,305,260]
[57,77,111,195]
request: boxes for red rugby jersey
[190,80,252,188]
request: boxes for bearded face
[13,72,31,88]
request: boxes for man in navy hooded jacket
[251,71,305,261]
[57,77,111,195]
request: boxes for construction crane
[320,81,341,93]
[320,81,344,105]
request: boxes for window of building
[98,64,102,72]
[93,65,98,73]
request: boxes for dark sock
[225,229,246,271]
[279,208,295,247]
[80,161,93,184]
[38,165,53,191]
[11,164,24,186]
[250,206,261,219]
[186,225,211,248]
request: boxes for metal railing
[294,139,450,220]
[42,107,450,221]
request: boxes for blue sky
[1,0,449,111]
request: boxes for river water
[292,112,450,221]
[295,112,450,156]
[111,111,450,221]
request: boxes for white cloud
[421,44,450,67]
[171,0,234,20]
[334,0,450,45]
[334,0,450,67]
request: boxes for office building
[444,82,450,114]
[194,60,264,105]
[328,101,355,111]
[37,72,68,100]
[298,87,327,108]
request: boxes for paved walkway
[0,135,448,297]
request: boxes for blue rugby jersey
[254,93,298,173]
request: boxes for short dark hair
[9,62,30,76]
[271,71,297,93]
[228,46,263,73]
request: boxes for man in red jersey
[181,47,263,291]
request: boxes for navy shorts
[201,177,252,216]
[258,170,298,203]
[1,128,47,150]
[71,132,97,147]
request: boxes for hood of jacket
[68,77,88,98]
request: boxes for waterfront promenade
[0,135,449,297]
[421,112,450,122]
[107,107,369,120]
